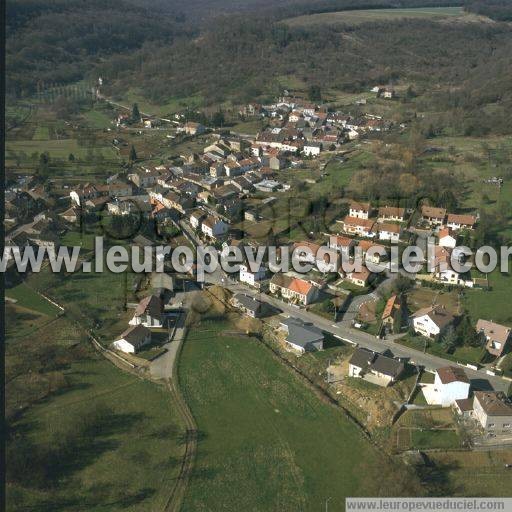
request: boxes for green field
[26,259,133,341]
[411,429,460,450]
[465,270,512,326]
[6,138,117,161]
[285,7,463,28]
[7,354,185,512]
[6,282,62,317]
[179,320,384,511]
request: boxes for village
[5,87,512,457]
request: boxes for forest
[6,0,512,136]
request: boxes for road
[213,278,511,394]
[150,292,190,380]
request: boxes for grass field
[26,260,133,341]
[465,269,512,326]
[6,282,62,317]
[7,354,186,512]
[285,7,463,28]
[428,450,512,497]
[6,138,117,161]
[179,319,384,511]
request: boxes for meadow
[285,7,464,28]
[7,352,186,512]
[179,320,385,511]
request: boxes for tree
[441,326,458,352]
[68,153,75,162]
[131,103,140,122]
[129,145,137,162]
[211,110,225,127]
[308,85,321,102]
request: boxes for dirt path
[164,378,197,512]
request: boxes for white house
[446,214,477,231]
[112,324,151,354]
[378,222,401,242]
[338,216,376,238]
[316,248,340,273]
[201,216,229,239]
[438,227,457,249]
[349,201,371,219]
[303,142,322,157]
[239,264,267,287]
[433,366,470,406]
[411,306,455,338]
[329,235,355,259]
[129,295,163,328]
[190,209,206,230]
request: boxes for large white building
[433,366,470,406]
[112,324,151,354]
[239,264,267,287]
[411,306,455,339]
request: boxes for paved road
[150,292,190,380]
[220,281,511,394]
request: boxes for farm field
[7,353,186,512]
[285,7,464,28]
[179,319,386,511]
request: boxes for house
[349,201,371,219]
[421,205,447,226]
[190,209,207,230]
[279,317,324,354]
[433,366,470,406]
[316,247,340,273]
[378,206,405,223]
[344,266,373,287]
[231,293,266,318]
[432,246,473,288]
[454,398,474,419]
[239,264,267,287]
[378,222,401,242]
[348,347,404,387]
[201,216,229,239]
[111,325,151,354]
[438,227,457,249]
[269,274,318,306]
[59,206,80,223]
[358,240,387,264]
[473,391,512,436]
[411,305,455,339]
[184,122,205,135]
[381,295,402,331]
[129,295,163,328]
[329,235,355,259]
[303,142,322,157]
[476,319,511,357]
[446,214,477,231]
[338,216,375,238]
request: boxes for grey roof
[280,317,324,348]
[371,354,404,378]
[117,324,150,349]
[233,293,263,314]
[349,347,375,369]
[349,347,404,378]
